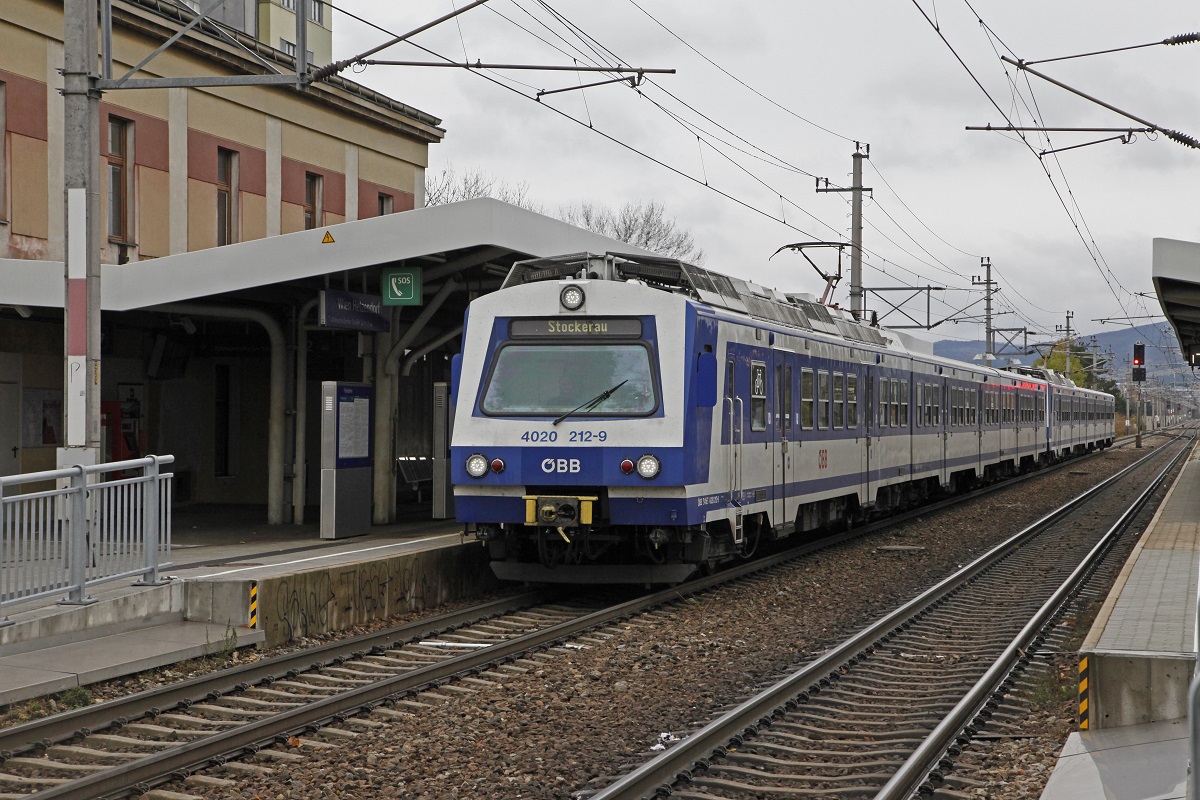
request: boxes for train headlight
[635,454,660,479]
[560,284,585,310]
[620,459,636,475]
[490,458,506,474]
[466,454,489,478]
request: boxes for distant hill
[931,323,1179,378]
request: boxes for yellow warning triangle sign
[321,231,335,244]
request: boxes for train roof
[504,252,1102,394]
[505,251,891,348]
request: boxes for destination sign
[510,318,642,338]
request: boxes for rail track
[586,432,1192,799]
[0,432,1178,800]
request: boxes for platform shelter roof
[1152,238,1200,365]
[0,198,654,312]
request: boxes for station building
[0,0,643,526]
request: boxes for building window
[280,0,295,9]
[378,192,394,216]
[107,116,133,242]
[0,82,7,222]
[304,172,323,229]
[216,148,239,246]
[280,39,296,57]
[308,0,323,24]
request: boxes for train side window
[833,373,845,429]
[800,369,814,429]
[775,365,783,433]
[725,360,735,399]
[890,379,899,426]
[750,361,767,432]
[915,384,924,428]
[900,380,909,426]
[954,387,962,426]
[818,371,831,429]
[969,389,977,425]
[879,379,887,427]
[783,365,793,432]
[847,374,858,428]
[934,384,941,425]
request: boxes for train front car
[452,254,718,584]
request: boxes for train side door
[723,356,743,521]
[940,377,950,486]
[863,367,876,509]
[974,385,983,479]
[772,354,793,534]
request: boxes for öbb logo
[541,458,582,474]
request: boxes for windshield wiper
[552,380,628,426]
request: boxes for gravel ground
[148,441,1165,800]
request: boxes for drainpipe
[293,297,318,524]
[400,326,463,377]
[156,302,287,525]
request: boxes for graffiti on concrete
[263,546,495,646]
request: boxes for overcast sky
[332,0,1200,354]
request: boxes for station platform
[1040,444,1200,800]
[0,504,490,707]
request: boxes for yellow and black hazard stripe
[1078,655,1089,730]
[249,581,258,629]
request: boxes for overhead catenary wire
[330,1,1024,323]
[910,0,1145,335]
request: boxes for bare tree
[425,165,703,262]
[424,164,542,212]
[560,200,704,263]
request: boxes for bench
[396,457,434,501]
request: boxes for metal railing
[0,455,174,619]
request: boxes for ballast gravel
[159,442,1159,800]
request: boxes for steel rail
[876,434,1191,799]
[0,590,551,757]
[2,432,1148,763]
[8,432,1160,797]
[587,434,1189,800]
[22,560,817,800]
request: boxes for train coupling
[523,494,599,528]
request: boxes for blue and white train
[450,252,1115,584]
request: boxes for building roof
[0,199,653,311]
[1152,237,1200,365]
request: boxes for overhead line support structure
[816,143,871,316]
[998,56,1200,150]
[972,258,996,367]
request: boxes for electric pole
[816,143,871,316]
[1056,311,1074,382]
[62,0,102,469]
[972,257,995,367]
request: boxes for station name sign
[510,318,642,338]
[319,290,389,332]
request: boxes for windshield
[481,343,657,415]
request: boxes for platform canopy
[1152,238,1200,366]
[0,198,653,312]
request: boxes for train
[450,252,1115,584]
